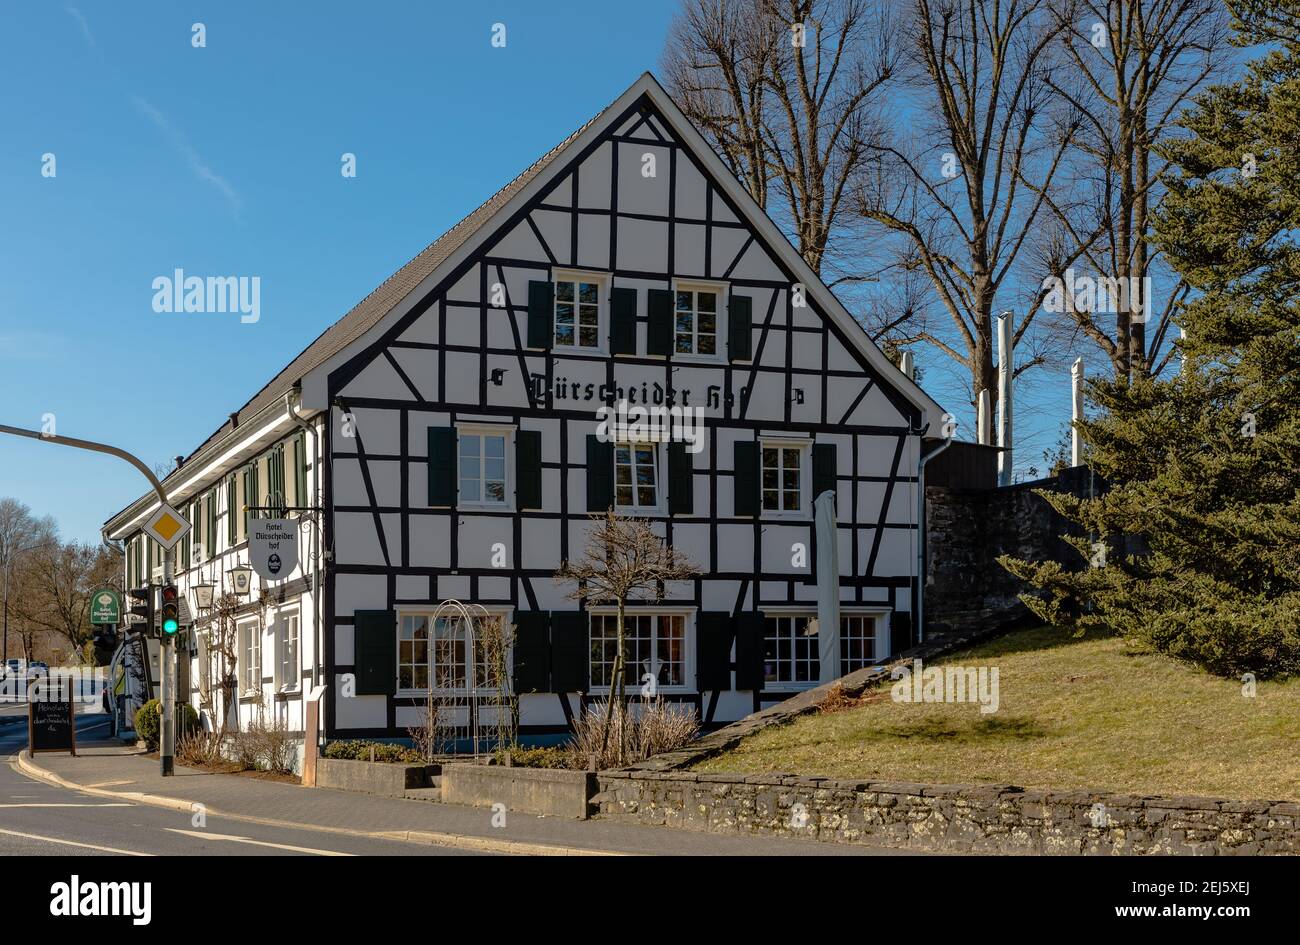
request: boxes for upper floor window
[615,443,659,510]
[555,278,600,349]
[675,287,718,356]
[762,444,805,513]
[459,432,507,505]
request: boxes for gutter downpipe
[285,392,323,696]
[916,434,953,645]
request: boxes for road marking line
[0,802,134,808]
[0,827,152,856]
[85,780,136,788]
[163,827,355,856]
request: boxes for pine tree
[1000,1,1300,678]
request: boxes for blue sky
[0,0,1072,544]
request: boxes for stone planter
[315,757,438,796]
[441,763,597,819]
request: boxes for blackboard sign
[28,698,76,755]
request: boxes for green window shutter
[667,441,694,514]
[353,610,396,695]
[734,611,766,690]
[728,294,753,361]
[646,288,673,356]
[516,429,543,510]
[527,280,554,350]
[226,478,235,548]
[243,465,258,533]
[549,611,588,693]
[512,611,550,693]
[146,538,153,580]
[586,435,613,512]
[609,286,637,355]
[696,612,733,691]
[733,441,758,516]
[427,426,455,506]
[812,443,837,504]
[206,491,216,557]
[293,434,308,506]
[890,612,912,656]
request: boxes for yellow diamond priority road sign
[143,504,191,550]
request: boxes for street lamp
[192,582,215,612]
[227,565,252,596]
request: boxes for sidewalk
[18,740,912,856]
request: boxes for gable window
[614,443,659,510]
[764,613,818,688]
[555,278,600,349]
[459,431,508,505]
[590,612,688,692]
[762,443,806,513]
[674,287,719,356]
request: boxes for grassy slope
[694,626,1299,800]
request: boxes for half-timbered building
[105,73,946,743]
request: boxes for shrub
[321,739,422,764]
[497,745,571,769]
[566,698,699,770]
[133,700,198,751]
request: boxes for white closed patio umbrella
[814,489,841,683]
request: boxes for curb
[12,751,625,857]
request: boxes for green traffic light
[163,618,179,634]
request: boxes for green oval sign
[89,588,122,625]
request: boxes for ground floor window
[399,612,505,692]
[764,614,818,687]
[239,618,260,694]
[277,611,300,691]
[840,614,879,673]
[590,612,687,691]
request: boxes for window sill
[275,686,301,700]
[553,345,608,358]
[669,352,725,365]
[457,502,513,513]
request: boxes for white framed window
[275,609,300,692]
[614,442,660,511]
[397,609,512,694]
[457,424,512,507]
[761,441,808,514]
[238,617,261,694]
[672,280,727,359]
[763,613,818,689]
[840,613,878,673]
[589,610,692,693]
[554,272,604,351]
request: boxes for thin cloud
[66,6,95,48]
[130,94,242,216]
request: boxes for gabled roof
[107,71,945,534]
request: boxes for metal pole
[996,312,1014,486]
[1071,358,1084,468]
[0,423,178,775]
[161,548,174,776]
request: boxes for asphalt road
[0,706,484,856]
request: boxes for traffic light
[128,585,154,631]
[160,584,180,636]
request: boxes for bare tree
[1038,0,1231,380]
[556,510,698,756]
[12,542,115,661]
[665,0,898,277]
[855,0,1078,414]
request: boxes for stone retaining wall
[594,771,1298,855]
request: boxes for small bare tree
[556,510,698,756]
[186,591,244,764]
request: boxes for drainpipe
[285,392,323,693]
[916,435,953,644]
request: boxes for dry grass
[694,625,1300,801]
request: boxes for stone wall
[924,467,1124,638]
[594,772,1299,855]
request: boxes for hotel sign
[248,519,298,580]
